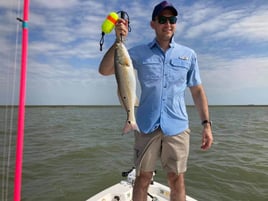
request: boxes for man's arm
[99,43,116,75]
[190,85,213,150]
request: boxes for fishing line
[1,0,22,200]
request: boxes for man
[99,1,213,201]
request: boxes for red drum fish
[114,41,140,134]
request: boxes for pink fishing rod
[14,0,30,201]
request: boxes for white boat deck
[86,169,197,201]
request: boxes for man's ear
[150,21,155,30]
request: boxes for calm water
[1,106,268,201]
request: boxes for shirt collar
[148,36,176,49]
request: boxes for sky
[0,0,268,105]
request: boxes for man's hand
[115,19,129,40]
[201,126,213,150]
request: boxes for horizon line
[1,104,267,107]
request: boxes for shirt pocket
[139,58,162,81]
[168,59,190,84]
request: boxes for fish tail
[122,120,140,135]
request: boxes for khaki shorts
[134,128,190,176]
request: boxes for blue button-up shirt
[129,38,202,136]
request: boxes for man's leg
[132,171,153,201]
[162,130,190,201]
[168,172,186,201]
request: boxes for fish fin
[122,121,140,135]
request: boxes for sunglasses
[157,16,177,24]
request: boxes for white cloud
[26,65,118,105]
[200,54,268,86]
[29,12,47,27]
[1,0,268,105]
[33,0,78,9]
[0,0,19,9]
[184,9,245,39]
[216,9,268,42]
[199,54,268,104]
[182,2,268,43]
[180,2,220,24]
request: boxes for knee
[168,173,185,190]
[135,171,153,188]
